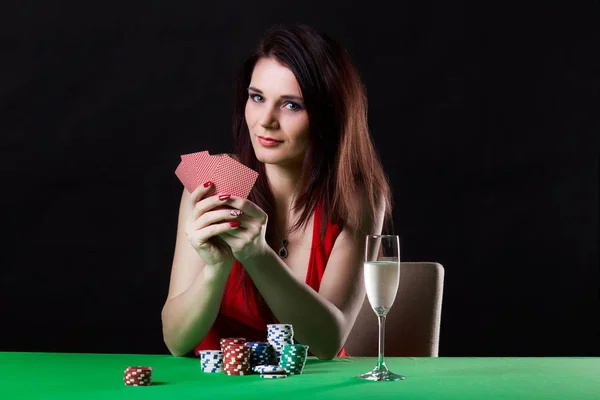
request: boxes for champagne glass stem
[377,314,387,370]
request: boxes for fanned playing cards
[175,151,259,198]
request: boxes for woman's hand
[185,182,245,271]
[216,195,270,264]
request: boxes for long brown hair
[233,24,393,251]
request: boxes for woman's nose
[258,108,280,130]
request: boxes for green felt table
[1,353,598,399]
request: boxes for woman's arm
[161,187,237,356]
[221,195,386,359]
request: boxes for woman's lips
[258,136,283,147]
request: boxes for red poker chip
[225,354,250,360]
[224,351,249,355]
[220,337,246,342]
[224,347,250,353]
[224,347,250,351]
[224,370,248,376]
[225,356,250,361]
[124,375,152,380]
[224,351,250,356]
[224,367,250,371]
[224,355,250,360]
[224,365,250,370]
[224,365,251,371]
[220,340,244,345]
[224,361,250,366]
[125,366,153,371]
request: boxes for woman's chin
[253,150,282,165]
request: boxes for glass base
[356,366,406,381]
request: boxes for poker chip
[123,366,153,386]
[260,373,288,379]
[253,365,286,374]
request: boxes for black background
[1,1,598,356]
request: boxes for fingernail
[219,194,231,201]
[230,209,243,217]
[230,221,241,227]
[203,181,212,188]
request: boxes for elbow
[161,309,190,357]
[163,332,191,357]
[312,339,343,360]
[312,330,345,360]
[313,350,337,360]
[167,347,189,357]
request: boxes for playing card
[180,151,208,179]
[175,151,259,199]
[174,161,190,192]
[210,155,259,199]
[176,151,208,192]
[182,151,212,190]
[176,151,218,193]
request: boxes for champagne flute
[356,234,405,381]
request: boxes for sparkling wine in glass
[356,234,405,381]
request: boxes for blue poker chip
[260,373,287,379]
[253,365,286,374]
[202,363,223,368]
[201,354,223,360]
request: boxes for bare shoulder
[351,184,387,237]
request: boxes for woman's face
[245,57,310,168]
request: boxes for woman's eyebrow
[248,86,304,102]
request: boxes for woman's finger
[191,193,239,221]
[189,181,217,204]
[190,221,243,248]
[215,196,265,219]
[191,208,246,231]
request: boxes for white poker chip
[253,365,286,374]
[260,374,287,379]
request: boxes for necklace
[278,237,289,259]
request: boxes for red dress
[194,201,349,357]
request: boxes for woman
[161,24,393,359]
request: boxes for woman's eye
[250,94,263,102]
[284,102,302,111]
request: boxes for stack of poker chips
[279,344,309,375]
[267,324,294,364]
[123,366,153,386]
[245,341,273,368]
[199,350,224,373]
[223,343,252,376]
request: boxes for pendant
[278,237,288,259]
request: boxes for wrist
[239,245,276,270]
[201,261,232,286]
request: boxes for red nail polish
[203,181,212,188]
[230,221,241,227]
[219,194,231,201]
